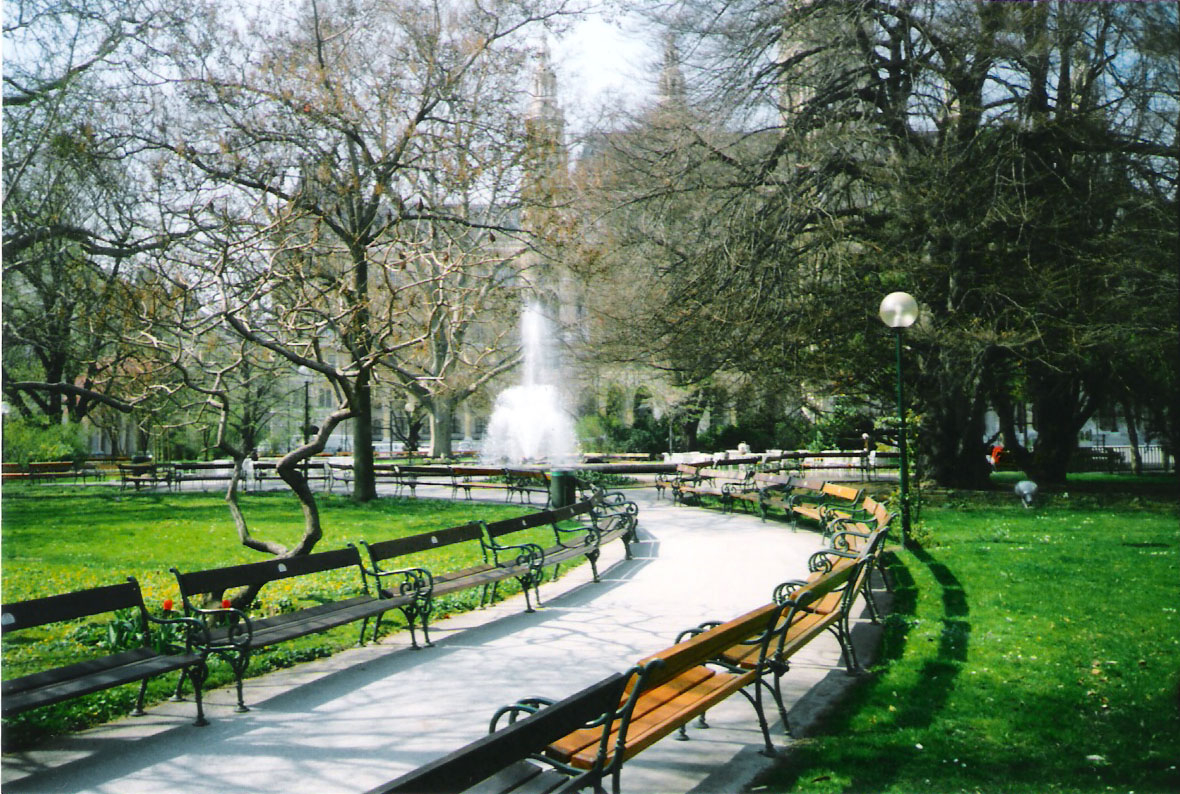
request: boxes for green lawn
[0,487,556,748]
[757,479,1180,794]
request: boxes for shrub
[1,417,89,466]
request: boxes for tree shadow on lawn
[761,544,970,792]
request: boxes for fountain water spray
[480,304,579,464]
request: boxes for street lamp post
[878,291,920,546]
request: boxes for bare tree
[131,0,583,493]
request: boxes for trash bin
[549,469,576,509]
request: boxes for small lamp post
[878,291,919,545]
[297,367,313,446]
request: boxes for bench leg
[132,679,151,717]
[586,549,601,583]
[188,660,210,726]
[229,651,251,711]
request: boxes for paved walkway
[2,486,886,794]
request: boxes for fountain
[480,303,579,464]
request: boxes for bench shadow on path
[746,545,970,793]
[1,531,662,794]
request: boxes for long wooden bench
[1,578,210,726]
[171,546,422,711]
[671,466,752,512]
[730,472,799,519]
[482,494,638,606]
[543,602,789,794]
[505,468,552,505]
[450,465,510,500]
[118,461,175,491]
[389,464,455,497]
[787,482,863,532]
[173,461,240,490]
[821,500,896,618]
[365,673,631,794]
[360,494,638,645]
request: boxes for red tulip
[162,599,174,612]
[221,598,232,609]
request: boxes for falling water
[480,304,579,464]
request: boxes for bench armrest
[484,538,546,572]
[808,548,857,573]
[369,566,433,599]
[772,578,809,605]
[552,522,599,550]
[187,605,253,650]
[145,612,212,653]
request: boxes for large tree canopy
[578,0,1178,485]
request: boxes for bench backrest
[633,602,781,692]
[822,483,862,503]
[450,466,504,478]
[173,546,362,597]
[2,578,143,633]
[795,477,826,493]
[483,500,599,544]
[397,465,451,476]
[368,672,629,794]
[363,522,484,565]
[505,468,548,482]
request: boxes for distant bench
[1,577,209,727]
[118,462,175,491]
[360,493,637,645]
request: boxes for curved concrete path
[2,486,885,794]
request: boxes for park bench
[253,460,331,491]
[450,465,510,500]
[171,545,421,711]
[544,601,788,793]
[360,519,547,643]
[327,461,354,493]
[360,494,638,645]
[787,482,863,532]
[730,472,799,519]
[364,673,632,794]
[821,499,897,616]
[2,462,29,482]
[505,468,552,505]
[483,493,638,605]
[118,461,175,491]
[172,461,241,490]
[1,577,210,727]
[26,460,78,483]
[672,466,753,512]
[390,464,456,497]
[708,534,884,735]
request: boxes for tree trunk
[429,397,454,458]
[922,382,992,488]
[1024,370,1098,485]
[351,376,377,501]
[1122,397,1143,475]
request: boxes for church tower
[521,44,570,244]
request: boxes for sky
[549,12,658,133]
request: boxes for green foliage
[1,417,89,465]
[755,485,1180,794]
[576,411,669,455]
[809,397,875,451]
